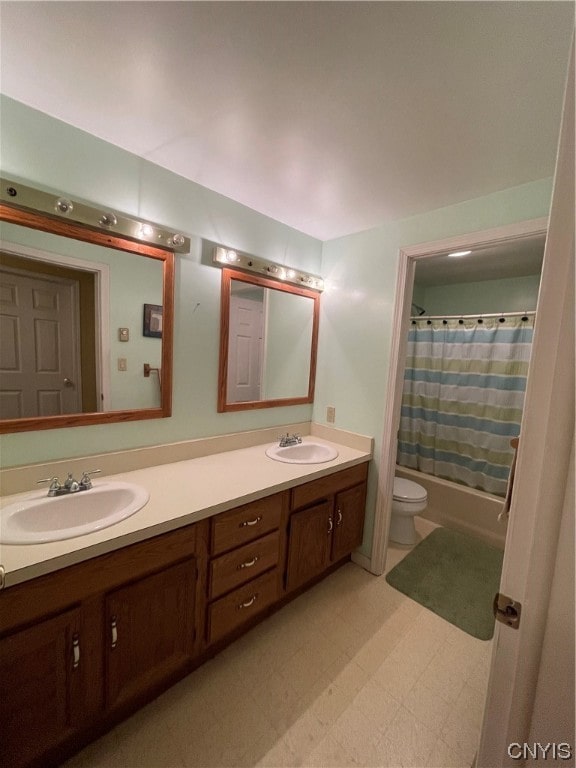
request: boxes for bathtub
[395,466,506,550]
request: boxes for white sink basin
[0,481,150,544]
[265,441,339,464]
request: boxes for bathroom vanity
[0,441,369,768]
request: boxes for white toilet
[390,477,428,545]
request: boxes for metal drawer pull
[72,633,80,669]
[110,616,118,648]
[328,516,333,534]
[238,593,258,609]
[238,555,259,570]
[240,516,262,527]
[336,510,343,526]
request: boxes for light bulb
[55,197,73,214]
[448,250,472,258]
[99,212,118,227]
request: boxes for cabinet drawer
[209,531,280,600]
[291,463,368,510]
[211,494,283,555]
[207,570,278,645]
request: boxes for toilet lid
[393,477,427,502]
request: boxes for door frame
[369,215,548,577]
[0,239,110,410]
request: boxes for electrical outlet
[326,406,336,423]
[118,358,127,372]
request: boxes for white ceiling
[0,2,573,241]
[414,234,546,286]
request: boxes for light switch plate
[118,328,129,342]
[118,358,127,371]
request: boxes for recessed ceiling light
[448,250,472,258]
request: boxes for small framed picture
[143,304,163,338]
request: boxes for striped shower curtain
[397,316,534,496]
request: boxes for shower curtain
[397,315,534,496]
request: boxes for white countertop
[0,437,371,588]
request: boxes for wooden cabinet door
[331,484,367,562]
[105,558,196,710]
[285,501,332,592]
[0,606,83,768]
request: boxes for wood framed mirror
[0,204,174,433]
[218,268,320,412]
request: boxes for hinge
[493,592,522,629]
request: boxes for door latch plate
[493,592,522,629]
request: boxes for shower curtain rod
[409,310,536,321]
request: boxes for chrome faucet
[37,470,101,497]
[278,433,302,447]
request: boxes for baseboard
[351,550,374,573]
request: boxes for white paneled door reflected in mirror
[218,269,320,412]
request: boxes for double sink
[0,441,338,545]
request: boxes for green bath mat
[385,527,504,640]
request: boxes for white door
[227,295,263,403]
[476,41,574,766]
[0,267,82,418]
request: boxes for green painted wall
[417,273,541,316]
[314,178,552,556]
[410,283,427,313]
[0,96,322,466]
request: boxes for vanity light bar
[212,246,324,292]
[0,177,190,253]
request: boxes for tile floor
[64,520,492,768]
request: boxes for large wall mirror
[218,268,320,412]
[0,204,174,433]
